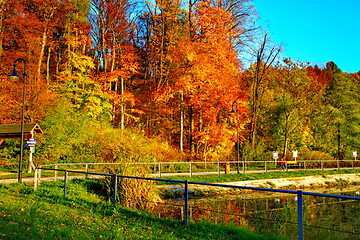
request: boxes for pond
[152,185,360,240]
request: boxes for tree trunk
[46,46,51,84]
[180,92,184,152]
[337,123,341,159]
[0,0,4,65]
[37,27,48,82]
[250,33,281,147]
[120,77,125,130]
[189,105,194,154]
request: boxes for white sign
[353,151,357,157]
[26,138,36,147]
[27,138,36,143]
[293,150,298,158]
[273,152,279,159]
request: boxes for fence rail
[39,160,360,179]
[34,167,360,240]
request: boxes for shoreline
[159,173,360,198]
[219,173,360,189]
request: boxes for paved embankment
[159,173,360,195]
[220,173,360,188]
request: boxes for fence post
[184,180,189,226]
[304,161,306,171]
[190,162,193,177]
[34,168,38,191]
[337,160,340,170]
[85,164,89,178]
[113,174,118,206]
[38,168,42,184]
[242,161,245,174]
[321,161,324,171]
[64,170,68,199]
[352,160,354,170]
[55,164,58,181]
[159,163,161,178]
[297,190,304,240]
[217,162,220,176]
[265,161,268,173]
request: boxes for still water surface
[153,185,360,239]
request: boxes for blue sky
[254,0,360,73]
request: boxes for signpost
[26,138,36,173]
[293,150,298,161]
[273,152,279,164]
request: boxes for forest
[0,0,360,168]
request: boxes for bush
[37,100,185,165]
[301,151,334,160]
[101,166,159,211]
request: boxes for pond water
[152,185,360,240]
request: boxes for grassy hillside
[0,179,285,240]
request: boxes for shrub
[301,151,334,160]
[102,166,159,211]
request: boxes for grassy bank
[0,179,284,240]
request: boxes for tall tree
[55,15,112,121]
[267,60,323,158]
[246,33,281,148]
[324,62,360,159]
[90,0,139,129]
[169,0,246,158]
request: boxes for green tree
[266,60,323,159]
[324,62,360,159]
[55,27,112,121]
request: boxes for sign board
[273,152,279,160]
[353,151,357,157]
[26,138,36,147]
[292,150,298,158]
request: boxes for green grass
[0,179,285,239]
[157,169,360,185]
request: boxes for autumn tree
[167,1,247,159]
[89,0,140,129]
[0,0,75,124]
[135,0,187,148]
[0,0,7,65]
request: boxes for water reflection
[152,186,360,240]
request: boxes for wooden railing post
[159,163,161,178]
[64,170,68,199]
[265,161,268,173]
[34,168,38,191]
[85,164,89,178]
[54,164,58,181]
[190,163,193,177]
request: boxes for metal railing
[39,160,360,179]
[34,167,360,240]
